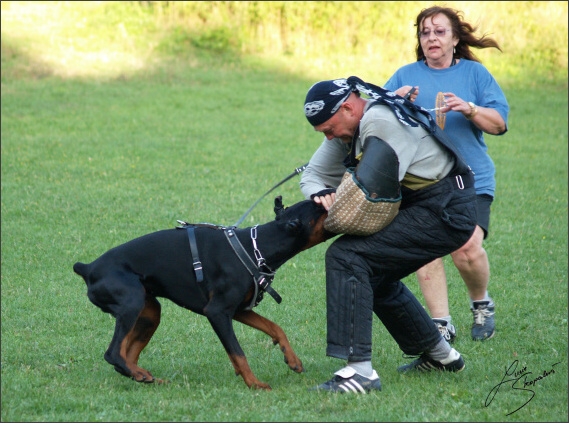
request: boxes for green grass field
[2,2,568,422]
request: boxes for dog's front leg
[205,309,271,390]
[234,310,304,374]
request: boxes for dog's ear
[274,196,285,219]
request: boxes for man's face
[314,103,357,143]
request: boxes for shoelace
[436,323,452,341]
[473,306,494,325]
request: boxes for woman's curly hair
[414,6,502,63]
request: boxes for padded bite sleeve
[355,136,400,199]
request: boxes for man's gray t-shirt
[300,100,455,199]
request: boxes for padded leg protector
[372,279,441,355]
[324,245,374,361]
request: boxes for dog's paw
[130,368,156,383]
[250,382,272,391]
[132,374,155,383]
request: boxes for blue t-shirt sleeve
[473,65,509,129]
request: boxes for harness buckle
[455,175,465,190]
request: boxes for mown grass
[1,2,568,422]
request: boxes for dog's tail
[73,262,88,278]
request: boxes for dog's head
[273,196,335,250]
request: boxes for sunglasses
[418,28,451,38]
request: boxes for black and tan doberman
[73,196,333,390]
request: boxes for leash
[233,163,309,227]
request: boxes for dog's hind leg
[92,271,158,383]
[234,310,304,374]
[120,296,162,383]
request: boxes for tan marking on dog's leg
[234,310,303,374]
[120,297,162,383]
[227,353,271,390]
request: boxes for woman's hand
[395,85,419,102]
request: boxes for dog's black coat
[73,196,332,390]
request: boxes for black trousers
[325,171,477,361]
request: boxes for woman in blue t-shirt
[385,5,509,343]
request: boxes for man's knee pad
[355,136,400,199]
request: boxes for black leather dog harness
[224,226,281,309]
[176,221,281,310]
[186,226,203,282]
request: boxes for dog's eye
[285,219,302,233]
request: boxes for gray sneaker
[433,318,456,343]
[471,300,495,341]
[311,367,382,393]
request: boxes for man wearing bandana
[301,76,477,393]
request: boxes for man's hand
[311,188,337,211]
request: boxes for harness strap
[224,228,282,309]
[261,279,282,304]
[186,226,204,283]
[176,220,282,308]
[225,228,258,272]
[177,219,227,283]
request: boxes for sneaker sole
[453,362,466,372]
[472,330,495,341]
[311,374,382,393]
[397,360,465,373]
[311,383,382,393]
